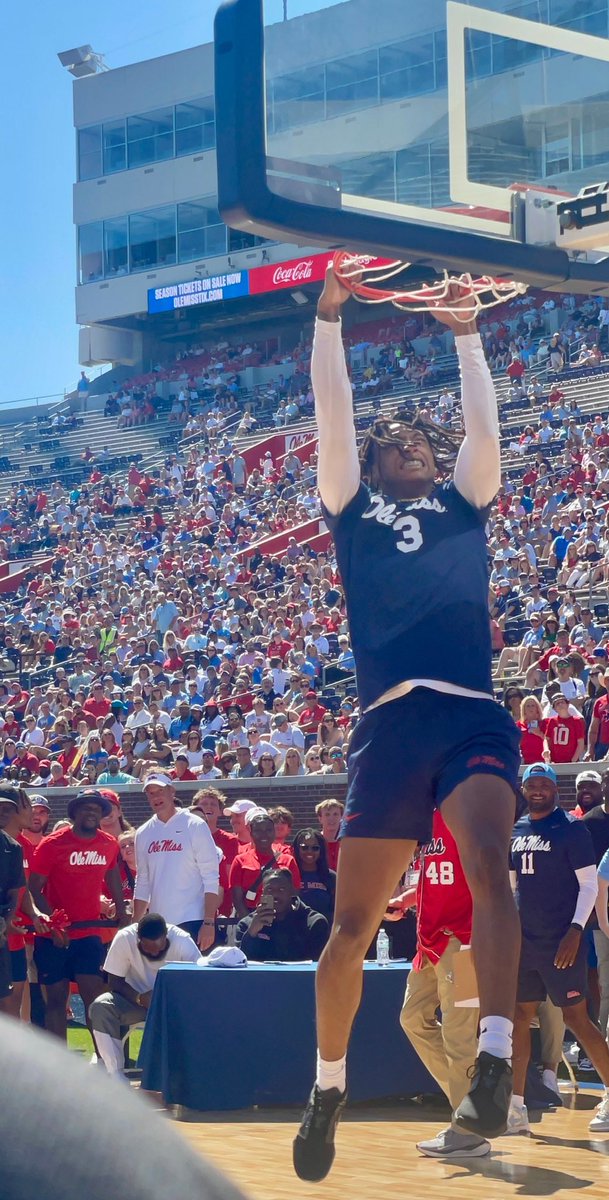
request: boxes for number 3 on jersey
[394,514,423,555]
[425,860,454,885]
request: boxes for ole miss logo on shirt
[69,850,109,866]
[148,838,183,853]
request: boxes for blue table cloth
[139,960,439,1111]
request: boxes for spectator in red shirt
[516,697,547,764]
[190,787,240,918]
[83,683,111,722]
[29,788,128,1043]
[544,695,585,762]
[587,669,609,759]
[229,811,300,917]
[315,798,344,872]
[298,692,327,735]
[170,753,197,782]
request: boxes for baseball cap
[224,798,259,816]
[201,946,247,969]
[522,763,557,784]
[29,793,51,809]
[97,788,120,809]
[306,690,317,700]
[593,648,608,659]
[142,773,173,789]
[576,770,603,785]
[0,786,20,808]
[244,806,269,825]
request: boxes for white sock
[542,1069,558,1090]
[477,1015,513,1062]
[316,1052,346,1093]
[512,1094,525,1109]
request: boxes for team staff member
[390,811,487,1159]
[294,269,521,1182]
[133,774,219,951]
[90,913,202,1075]
[29,789,128,1043]
[509,763,609,1134]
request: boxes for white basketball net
[334,254,529,322]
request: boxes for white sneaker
[542,1070,560,1097]
[589,1095,609,1132]
[416,1126,491,1158]
[564,1042,580,1064]
[506,1103,530,1135]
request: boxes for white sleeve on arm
[572,864,599,927]
[192,821,220,896]
[453,333,501,509]
[312,318,361,515]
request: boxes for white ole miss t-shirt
[134,809,219,924]
[102,923,201,993]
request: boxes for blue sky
[1,0,329,406]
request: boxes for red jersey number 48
[425,861,454,885]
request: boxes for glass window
[177,201,221,262]
[79,223,103,283]
[379,35,436,102]
[78,126,102,181]
[340,153,395,203]
[397,144,433,208]
[550,0,607,35]
[103,217,129,277]
[273,65,325,104]
[465,30,492,81]
[582,101,609,169]
[326,76,378,119]
[129,205,176,271]
[127,107,174,169]
[101,119,126,175]
[175,97,215,156]
[228,230,269,251]
[544,119,571,176]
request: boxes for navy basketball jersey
[510,808,595,945]
[323,480,492,709]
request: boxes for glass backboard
[214,0,609,289]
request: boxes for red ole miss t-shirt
[593,694,609,747]
[31,827,119,939]
[413,810,472,970]
[516,720,548,764]
[545,714,586,763]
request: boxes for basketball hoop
[332,251,528,322]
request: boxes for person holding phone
[516,696,547,764]
[236,869,329,962]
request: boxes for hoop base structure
[332,251,528,321]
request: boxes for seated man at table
[89,913,202,1075]
[236,869,329,962]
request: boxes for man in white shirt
[270,713,305,758]
[246,727,281,767]
[89,913,201,1075]
[125,697,152,730]
[133,774,219,951]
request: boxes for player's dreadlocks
[359,407,463,488]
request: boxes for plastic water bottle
[376,928,390,964]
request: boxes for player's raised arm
[429,283,501,510]
[312,268,361,516]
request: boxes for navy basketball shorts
[517,935,588,1009]
[341,687,521,842]
[9,947,27,984]
[33,935,105,986]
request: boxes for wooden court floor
[176,1088,609,1200]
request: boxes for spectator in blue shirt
[169,701,193,740]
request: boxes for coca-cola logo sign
[249,253,330,295]
[272,259,316,285]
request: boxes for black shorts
[342,687,521,842]
[33,936,105,986]
[517,935,588,1009]
[9,947,27,984]
[0,944,11,999]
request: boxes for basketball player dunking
[293,268,521,1182]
